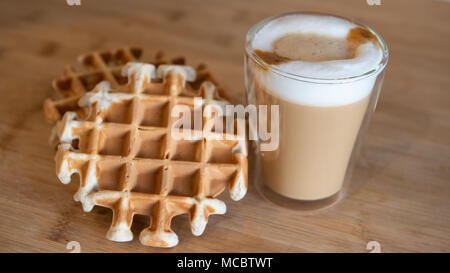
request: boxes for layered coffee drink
[245,13,388,205]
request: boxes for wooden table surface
[0,0,449,253]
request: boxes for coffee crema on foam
[251,14,383,107]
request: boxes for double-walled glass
[245,12,389,212]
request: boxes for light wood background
[0,0,449,253]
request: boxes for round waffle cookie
[54,63,247,248]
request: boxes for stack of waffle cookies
[45,48,248,248]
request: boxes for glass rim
[245,11,389,84]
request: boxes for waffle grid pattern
[44,47,144,122]
[44,47,227,123]
[55,63,247,247]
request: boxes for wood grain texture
[0,0,449,253]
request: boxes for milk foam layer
[251,14,384,107]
